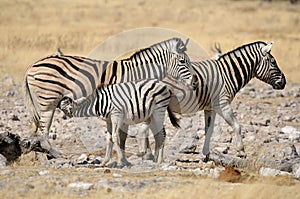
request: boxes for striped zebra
[59,79,180,167]
[23,37,196,157]
[135,41,286,160]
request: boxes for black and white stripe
[23,38,193,142]
[59,79,179,166]
[139,41,286,159]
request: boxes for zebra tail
[23,76,40,133]
[167,106,180,128]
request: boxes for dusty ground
[0,0,300,198]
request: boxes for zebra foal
[59,79,179,167]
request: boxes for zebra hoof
[203,153,210,163]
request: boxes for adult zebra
[59,79,180,167]
[23,37,195,158]
[135,41,286,160]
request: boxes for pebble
[292,164,300,178]
[0,169,15,176]
[38,170,50,176]
[0,154,7,168]
[280,126,300,141]
[67,182,94,190]
[259,167,290,177]
[77,153,88,164]
[112,173,122,178]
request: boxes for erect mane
[121,37,186,61]
[219,41,267,59]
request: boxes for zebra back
[69,79,172,123]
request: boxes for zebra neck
[218,52,256,96]
[72,87,112,118]
[121,49,167,80]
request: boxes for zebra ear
[261,42,273,55]
[176,38,189,53]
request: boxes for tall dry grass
[0,0,299,83]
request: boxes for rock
[178,138,198,153]
[38,170,50,176]
[11,115,20,121]
[0,169,15,176]
[292,163,300,178]
[67,182,94,190]
[91,156,102,164]
[259,167,290,177]
[0,154,7,168]
[77,153,88,164]
[280,126,300,141]
[112,173,122,178]
[5,90,15,97]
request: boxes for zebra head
[255,42,286,90]
[164,38,198,90]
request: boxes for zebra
[132,41,286,160]
[23,37,196,158]
[58,79,180,167]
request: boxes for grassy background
[0,0,299,83]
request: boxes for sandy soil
[0,0,300,198]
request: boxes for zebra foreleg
[111,118,131,167]
[218,105,246,158]
[203,110,216,162]
[100,119,113,166]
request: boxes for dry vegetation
[0,0,300,198]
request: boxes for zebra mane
[218,41,267,59]
[122,37,188,61]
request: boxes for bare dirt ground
[0,0,300,198]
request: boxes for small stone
[292,164,300,178]
[91,157,101,164]
[112,173,122,178]
[5,90,15,97]
[11,115,20,121]
[259,167,290,177]
[178,138,198,153]
[38,170,50,176]
[77,153,88,164]
[0,154,7,168]
[280,126,300,141]
[193,168,202,176]
[0,169,15,176]
[103,169,111,174]
[67,182,94,190]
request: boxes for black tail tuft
[167,106,180,128]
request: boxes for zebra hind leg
[136,122,154,160]
[153,127,166,163]
[36,109,63,158]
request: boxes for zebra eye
[179,59,185,64]
[270,58,275,63]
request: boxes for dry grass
[0,0,299,83]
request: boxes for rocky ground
[0,75,300,198]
